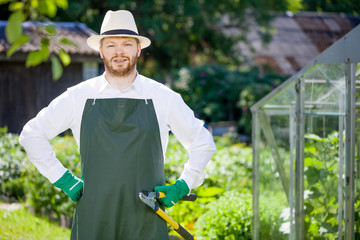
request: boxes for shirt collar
[98,72,142,94]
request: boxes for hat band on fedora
[101,29,139,36]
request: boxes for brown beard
[102,53,138,78]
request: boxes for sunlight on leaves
[50,55,63,81]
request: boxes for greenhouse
[251,24,360,240]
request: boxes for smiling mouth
[113,58,127,64]
[111,55,128,64]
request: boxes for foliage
[203,138,252,191]
[171,65,286,134]
[301,0,360,14]
[54,0,288,78]
[194,190,285,239]
[0,205,70,239]
[195,190,253,240]
[259,193,288,240]
[1,129,281,238]
[0,126,27,199]
[303,132,342,239]
[277,131,354,239]
[164,134,253,237]
[0,126,81,224]
[0,0,73,80]
[1,0,289,79]
[164,135,252,192]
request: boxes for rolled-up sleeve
[19,90,75,183]
[166,93,216,189]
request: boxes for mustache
[111,54,129,61]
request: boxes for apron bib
[71,98,169,240]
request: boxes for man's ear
[99,46,104,59]
[137,43,141,57]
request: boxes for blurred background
[1,1,360,239]
[1,0,359,138]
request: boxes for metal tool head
[139,190,157,210]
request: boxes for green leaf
[50,55,63,81]
[59,37,78,48]
[8,2,24,11]
[40,38,50,47]
[305,166,320,186]
[55,0,68,9]
[58,49,71,66]
[6,11,24,44]
[45,25,57,35]
[37,0,57,18]
[319,168,329,179]
[30,0,39,8]
[26,50,44,67]
[309,186,321,199]
[40,43,50,61]
[7,34,30,57]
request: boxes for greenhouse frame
[251,24,360,240]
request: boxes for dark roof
[0,21,98,56]
[241,12,360,75]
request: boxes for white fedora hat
[87,10,151,51]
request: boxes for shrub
[0,127,27,199]
[171,65,286,135]
[164,135,253,237]
[258,193,288,240]
[203,137,252,191]
[164,135,252,191]
[194,190,253,240]
[2,128,287,238]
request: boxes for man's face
[99,37,141,78]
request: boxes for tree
[2,1,359,80]
[53,0,289,79]
[1,0,73,80]
[2,0,290,80]
[301,0,360,14]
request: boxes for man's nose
[114,46,125,54]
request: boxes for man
[19,10,216,240]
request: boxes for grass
[0,204,70,240]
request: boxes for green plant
[171,65,286,135]
[303,132,341,239]
[2,130,263,237]
[164,134,253,237]
[0,126,27,199]
[165,135,253,191]
[195,190,253,240]
[194,190,286,240]
[259,193,288,240]
[278,131,345,239]
[0,205,70,239]
[203,140,252,191]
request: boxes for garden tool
[139,190,197,240]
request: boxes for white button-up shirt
[19,73,216,189]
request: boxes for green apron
[71,98,169,240]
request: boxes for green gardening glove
[53,170,83,202]
[154,179,189,208]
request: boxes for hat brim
[87,34,151,51]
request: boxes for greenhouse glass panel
[303,63,346,116]
[252,80,297,239]
[354,62,360,237]
[252,24,360,240]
